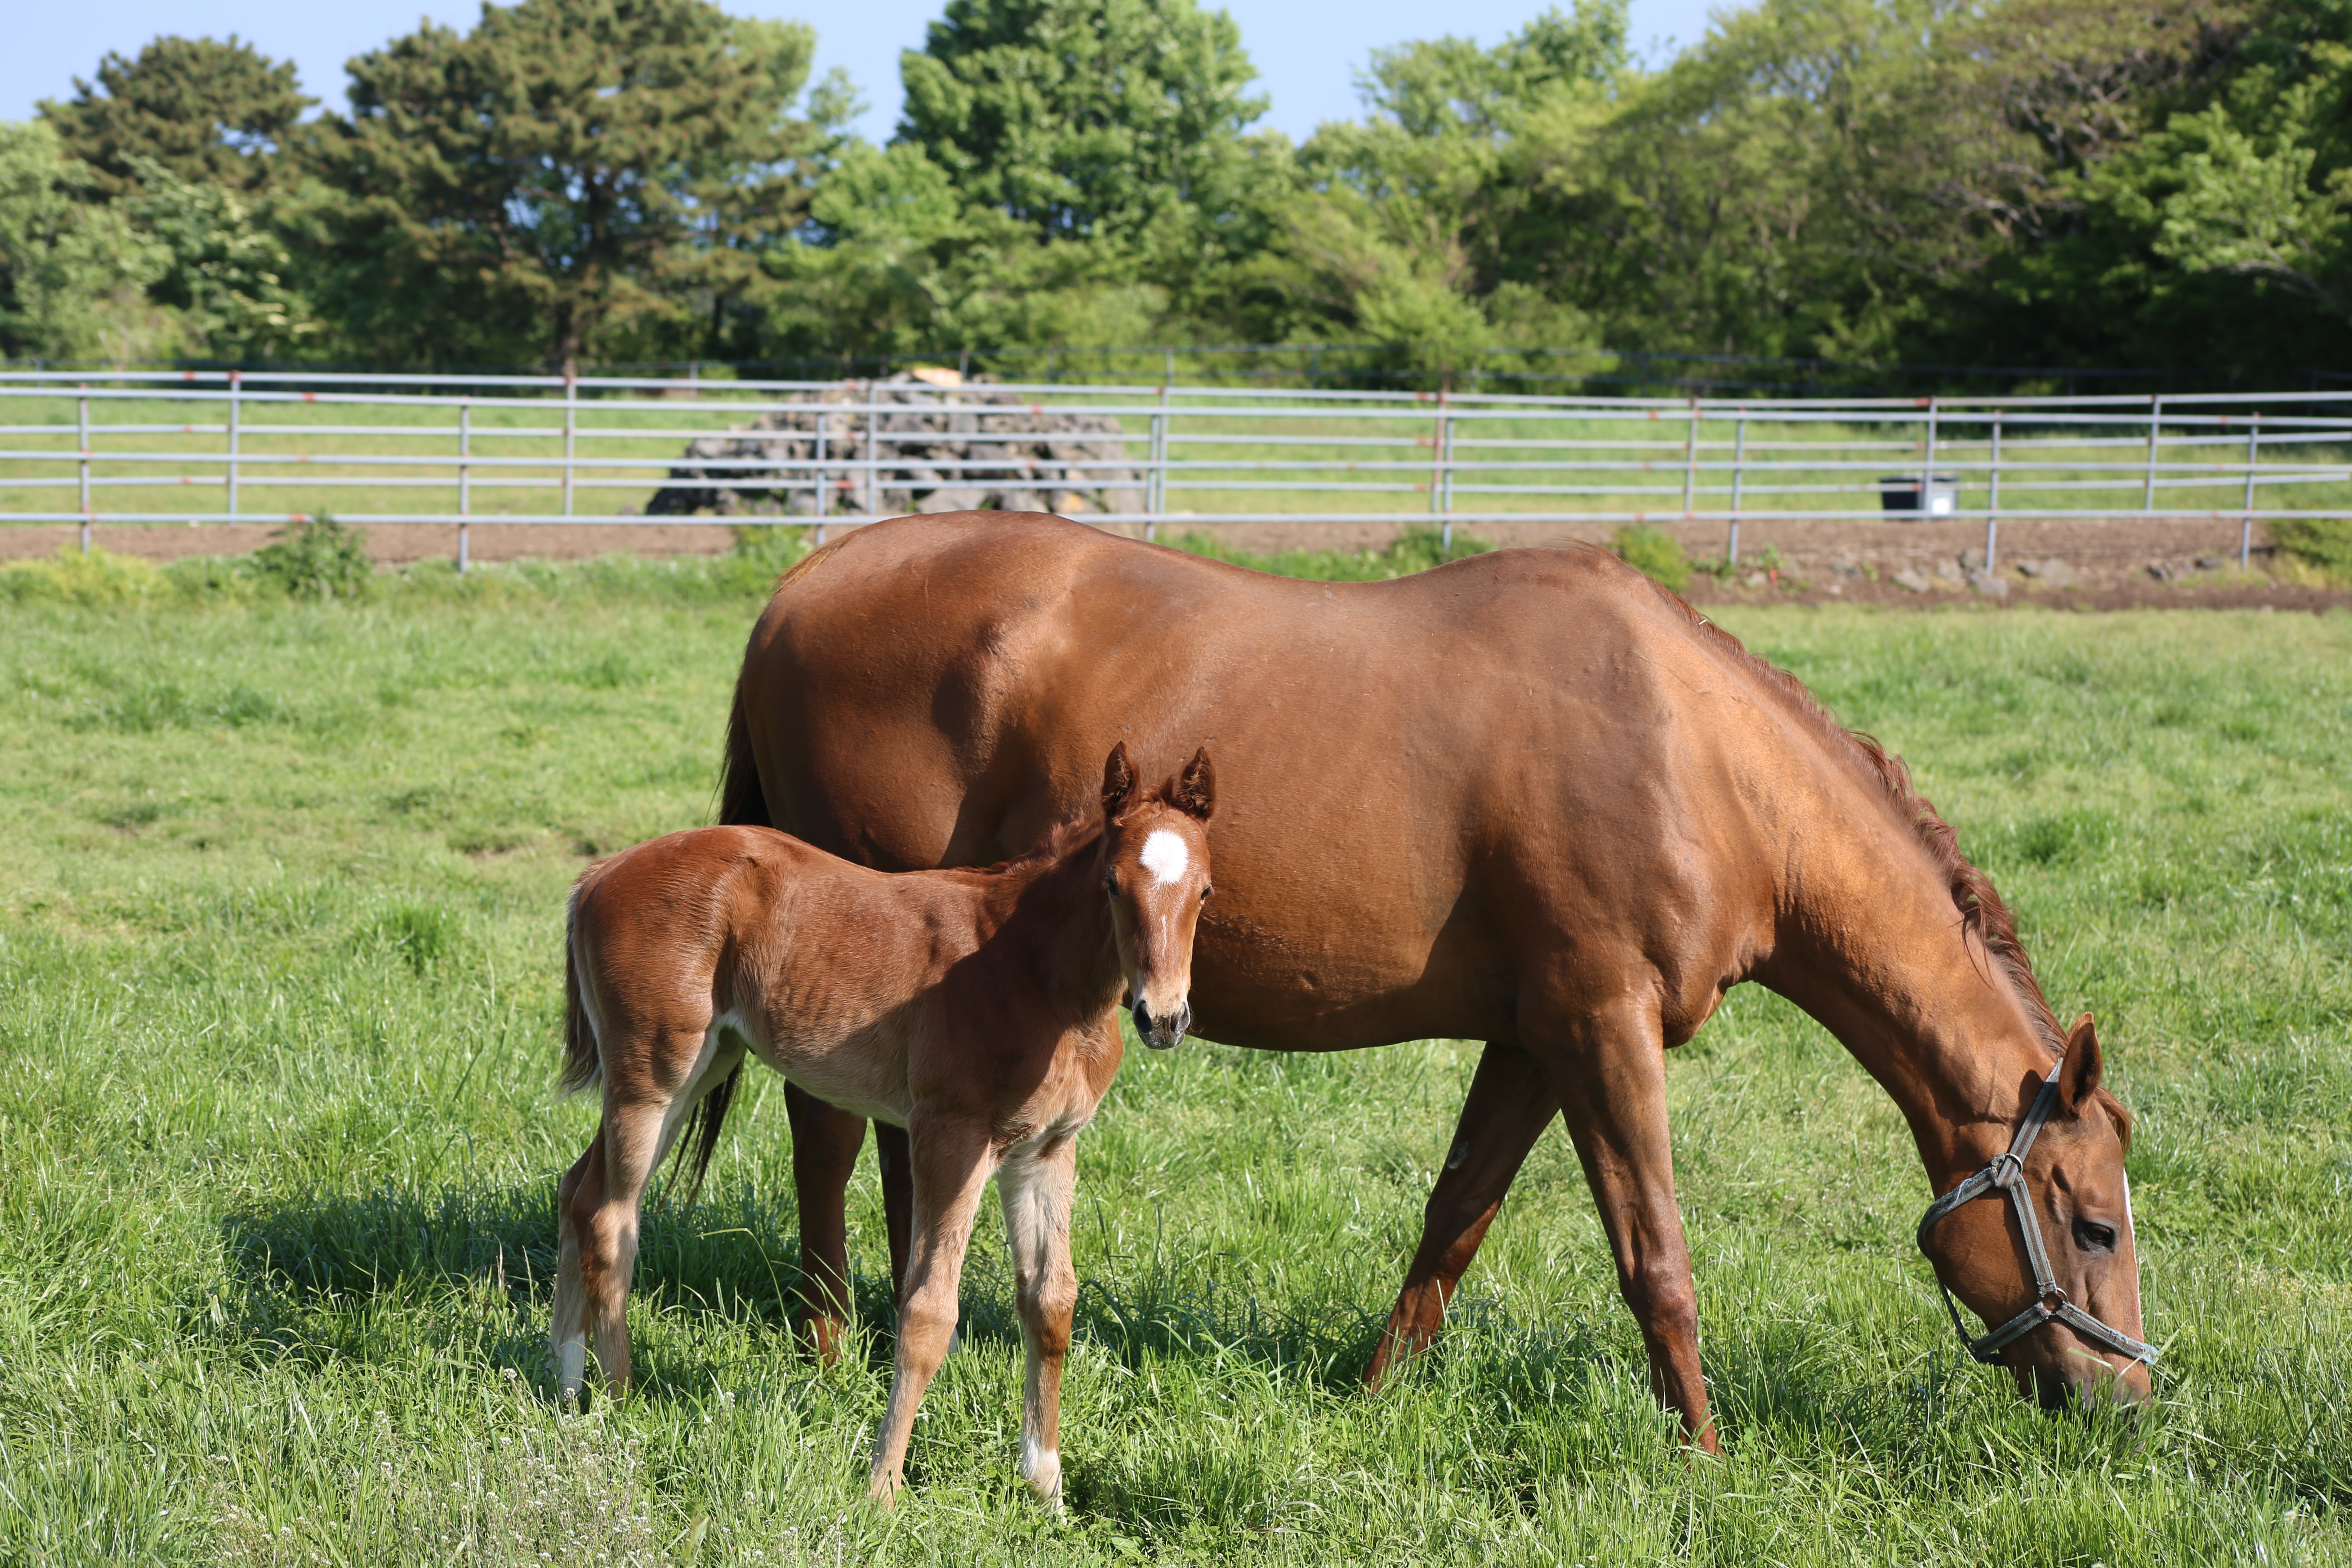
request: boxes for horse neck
[974,836,1122,1026]
[1765,812,2056,1186]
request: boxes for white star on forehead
[1139,829,1189,885]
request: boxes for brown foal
[550,743,1215,1505]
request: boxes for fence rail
[4,371,2348,571]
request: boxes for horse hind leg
[998,1134,1080,1509]
[785,1081,866,1362]
[1365,1039,1559,1389]
[563,1028,737,1399]
[552,1136,603,1400]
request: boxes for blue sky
[9,0,1724,143]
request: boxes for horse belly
[747,1014,915,1128]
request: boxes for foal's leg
[1365,1040,1560,1388]
[1528,996,1717,1452]
[559,1036,729,1400]
[868,1116,995,1505]
[998,1134,1080,1508]
[551,1135,604,1399]
[785,1081,866,1361]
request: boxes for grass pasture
[7,383,2352,530]
[1,572,2348,1565]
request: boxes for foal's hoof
[866,1472,901,1510]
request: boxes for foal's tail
[557,885,601,1096]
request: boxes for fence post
[1985,412,2002,572]
[1682,397,1699,514]
[1431,389,1452,553]
[1922,397,1939,516]
[227,369,241,518]
[76,385,90,553]
[1148,381,1169,543]
[864,380,879,519]
[2241,411,2260,568]
[2143,394,2162,512]
[812,399,829,548]
[1728,409,1746,567]
[563,371,577,517]
[457,398,471,573]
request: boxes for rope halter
[1915,1060,2159,1368]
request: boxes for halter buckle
[1987,1151,2026,1189]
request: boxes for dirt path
[6,512,2345,610]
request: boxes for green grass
[1,577,2347,1564]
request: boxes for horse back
[735,513,1804,1048]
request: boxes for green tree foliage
[126,159,317,359]
[38,35,312,199]
[1233,3,1624,377]
[18,0,2352,387]
[0,121,172,359]
[897,0,1270,248]
[765,0,1290,362]
[294,0,835,372]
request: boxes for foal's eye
[1102,872,1120,895]
[2072,1218,2118,1253]
[1200,884,1213,900]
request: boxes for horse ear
[2058,1013,2103,1111]
[1174,748,1215,821]
[1101,742,1137,820]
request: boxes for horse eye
[2072,1218,2117,1253]
[1200,884,1213,900]
[1102,872,1119,895]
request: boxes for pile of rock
[644,369,1144,519]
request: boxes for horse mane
[970,770,1194,878]
[973,814,1102,877]
[1636,577,2132,1144]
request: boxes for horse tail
[717,681,769,830]
[557,884,601,1096]
[666,1067,740,1209]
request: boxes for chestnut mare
[718,512,2153,1447]
[552,742,1216,1505]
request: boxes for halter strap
[1915,1061,2159,1368]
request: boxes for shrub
[252,515,374,599]
[1611,525,1691,591]
[0,545,169,607]
[2270,518,2352,584]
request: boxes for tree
[38,36,312,200]
[898,0,1271,248]
[297,0,832,372]
[127,159,317,359]
[1227,4,1624,381]
[0,121,173,360]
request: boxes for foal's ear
[1174,748,1216,821]
[1101,742,1138,820]
[2058,1013,2103,1111]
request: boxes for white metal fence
[5,370,2348,570]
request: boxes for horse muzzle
[1131,996,1191,1051]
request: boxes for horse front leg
[1530,996,1717,1452]
[784,1081,867,1362]
[868,1115,995,1506]
[998,1133,1080,1509]
[1365,1039,1559,1388]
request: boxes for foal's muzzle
[1132,998,1190,1051]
